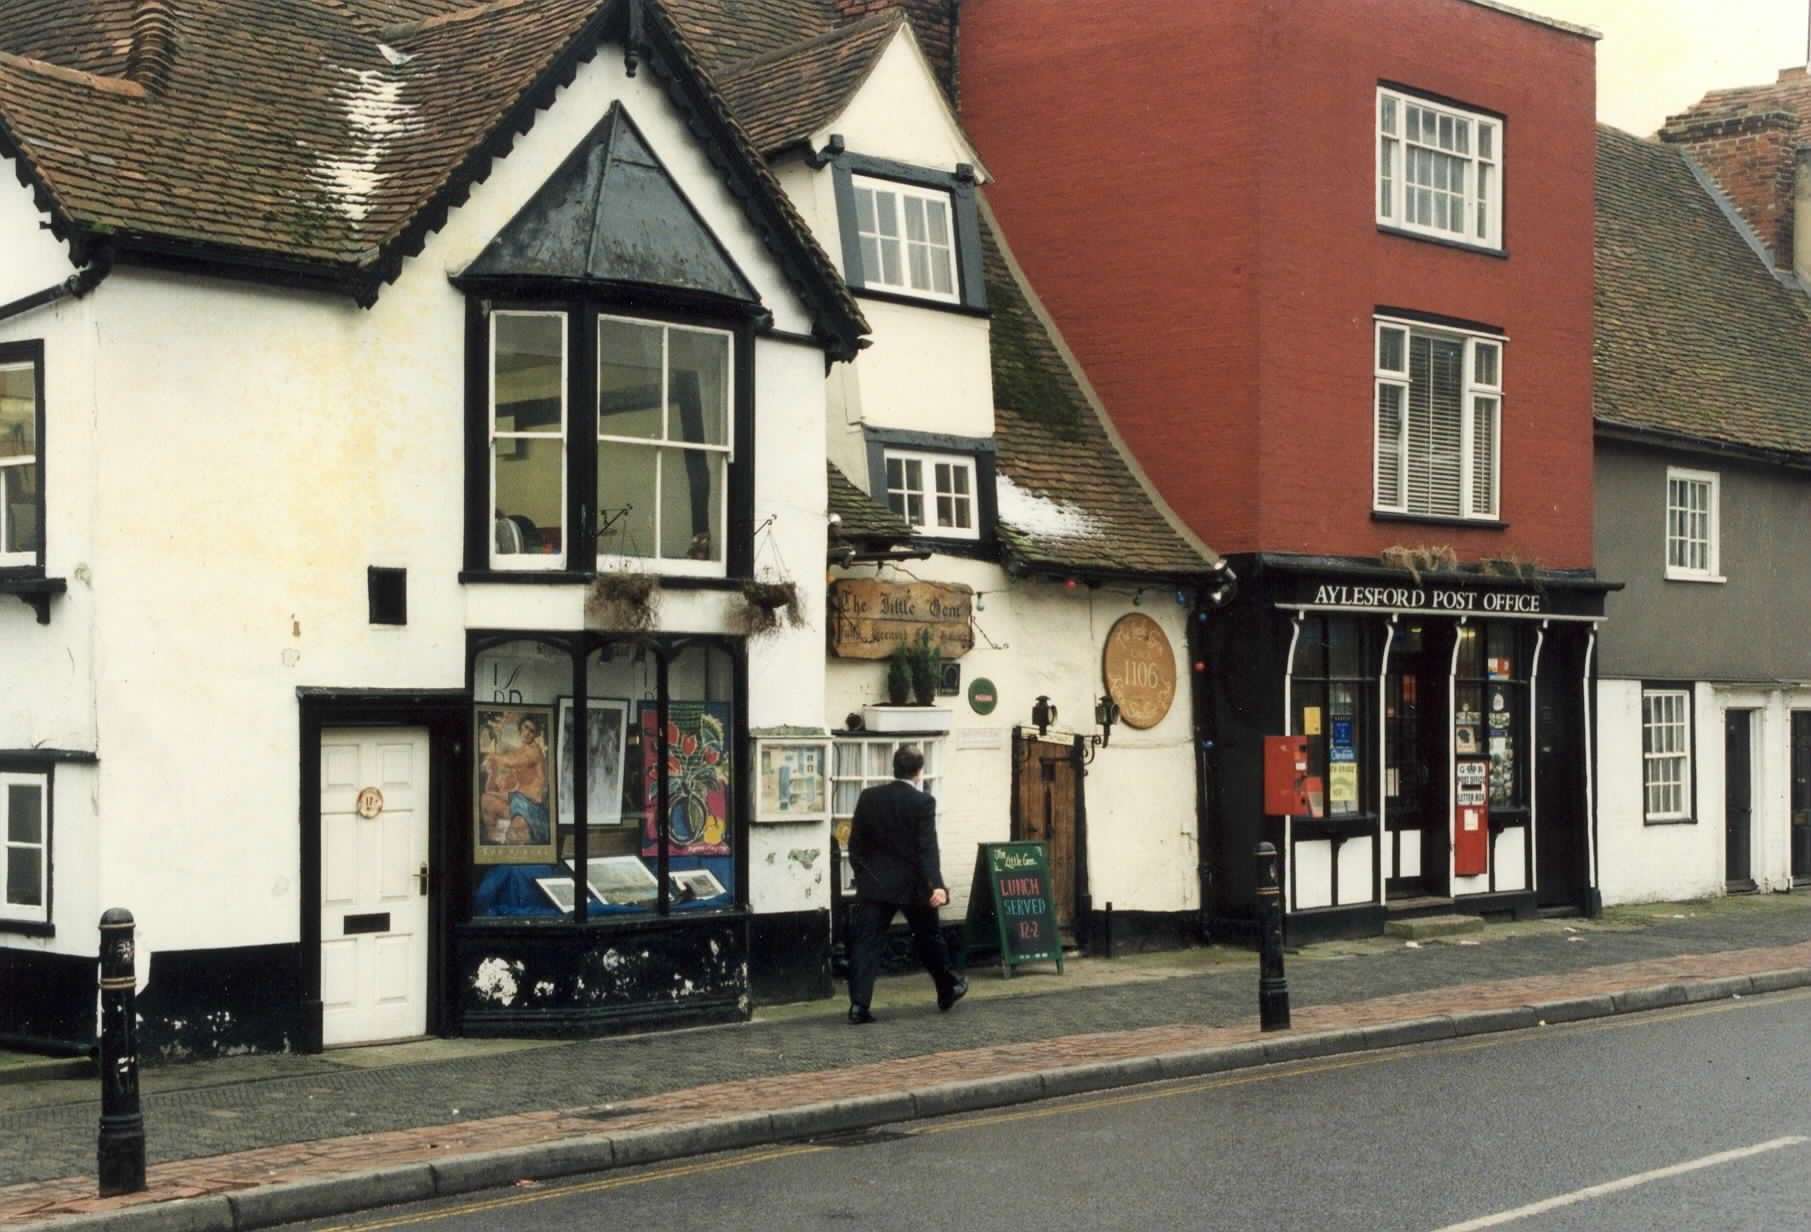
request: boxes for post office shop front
[1200,557,1614,940]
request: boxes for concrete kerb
[18,967,1811,1232]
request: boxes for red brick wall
[1658,110,1798,268]
[961,0,1597,569]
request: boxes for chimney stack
[125,0,177,95]
[1659,108,1799,269]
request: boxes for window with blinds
[1373,318,1501,520]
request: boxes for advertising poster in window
[474,705,558,865]
[1328,717,1359,815]
[556,698,629,829]
[1488,687,1514,804]
[640,702,732,857]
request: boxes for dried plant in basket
[586,571,660,631]
[734,579,806,637]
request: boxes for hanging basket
[734,579,805,638]
[586,572,661,631]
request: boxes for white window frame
[883,448,980,540]
[851,174,961,304]
[1372,316,1503,520]
[1664,466,1723,583]
[488,310,569,572]
[0,358,39,569]
[831,737,944,895]
[595,316,735,578]
[1377,86,1503,252]
[1641,689,1693,823]
[0,771,49,925]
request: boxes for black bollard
[97,909,145,1196]
[1255,843,1290,1031]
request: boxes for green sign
[961,842,1064,978]
[967,676,998,715]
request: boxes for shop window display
[470,636,737,920]
[1290,616,1377,818]
[1454,622,1528,810]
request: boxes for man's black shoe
[938,976,968,1012]
[848,1005,875,1025]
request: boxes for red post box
[1454,759,1489,876]
[1263,735,1311,816]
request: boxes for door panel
[1725,711,1753,885]
[1015,738,1078,929]
[1534,637,1583,906]
[1791,712,1811,883]
[320,727,430,1047]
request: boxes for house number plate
[355,787,385,819]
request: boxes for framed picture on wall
[556,697,630,829]
[755,740,829,823]
[473,704,558,865]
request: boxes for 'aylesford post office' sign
[1311,583,1542,615]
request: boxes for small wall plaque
[355,787,385,819]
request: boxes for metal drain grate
[808,1127,916,1148]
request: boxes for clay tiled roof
[719,11,901,156]
[1595,124,1811,458]
[983,218,1214,577]
[827,461,910,541]
[660,0,838,76]
[0,0,866,352]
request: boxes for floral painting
[640,702,732,857]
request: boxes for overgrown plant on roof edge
[1380,544,1458,585]
[586,571,660,631]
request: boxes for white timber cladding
[1376,86,1502,251]
[0,46,834,959]
[1373,316,1503,520]
[1664,466,1722,582]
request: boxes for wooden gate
[1013,737,1078,929]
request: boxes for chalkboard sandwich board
[961,842,1065,978]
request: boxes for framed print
[474,704,558,865]
[557,697,629,829]
[640,702,733,857]
[570,855,660,905]
[669,867,727,902]
[533,875,605,914]
[755,740,829,822]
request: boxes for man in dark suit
[845,745,967,1024]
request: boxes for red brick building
[960,0,1614,936]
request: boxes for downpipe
[0,250,113,325]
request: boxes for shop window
[883,449,979,540]
[1374,318,1501,521]
[831,737,943,894]
[1642,688,1694,823]
[470,636,738,920]
[0,342,44,570]
[1454,622,1529,811]
[1377,86,1502,251]
[1664,467,1721,582]
[1290,616,1378,818]
[0,771,48,925]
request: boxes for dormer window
[852,175,958,303]
[885,448,978,540]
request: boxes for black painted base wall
[1083,910,1202,957]
[0,946,95,1050]
[749,910,831,1005]
[455,913,750,1037]
[136,943,307,1065]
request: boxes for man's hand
[928,887,949,908]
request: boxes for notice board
[961,842,1065,977]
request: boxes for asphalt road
[295,989,1811,1232]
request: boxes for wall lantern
[1031,694,1057,738]
[1082,694,1121,765]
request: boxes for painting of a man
[475,705,557,863]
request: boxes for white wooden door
[320,727,430,1047]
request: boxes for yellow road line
[319,984,1811,1230]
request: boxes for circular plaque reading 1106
[1102,613,1177,729]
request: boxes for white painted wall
[0,45,832,963]
[1596,679,1725,905]
[0,157,74,300]
[825,558,1199,922]
[809,28,985,182]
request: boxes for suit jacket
[848,778,945,906]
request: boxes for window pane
[859,236,881,281]
[659,642,737,905]
[936,494,954,526]
[1376,383,1404,507]
[668,329,729,447]
[7,784,41,843]
[471,639,569,919]
[5,847,39,907]
[905,459,923,490]
[908,240,932,291]
[1470,396,1497,516]
[866,742,891,778]
[493,437,564,557]
[0,365,34,458]
[873,190,899,238]
[1327,618,1363,677]
[596,442,657,559]
[1,465,37,555]
[659,447,724,562]
[929,247,953,295]
[1380,138,1395,216]
[1474,342,1499,387]
[1378,326,1406,373]
[598,319,664,440]
[879,236,902,286]
[904,195,927,243]
[925,199,950,246]
[906,493,924,526]
[1381,94,1397,134]
[494,314,564,432]
[854,187,876,233]
[1405,335,1465,516]
[1480,124,1494,160]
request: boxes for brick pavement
[2,904,1808,1227]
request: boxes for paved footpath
[3,898,1808,1228]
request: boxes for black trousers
[846,899,956,1010]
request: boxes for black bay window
[468,300,753,581]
